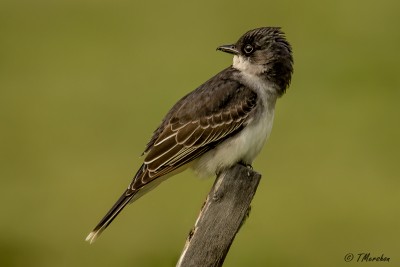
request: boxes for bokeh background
[1,0,399,266]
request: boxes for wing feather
[183,126,206,147]
[146,144,184,172]
[153,125,176,146]
[176,123,200,144]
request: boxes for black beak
[217,44,239,55]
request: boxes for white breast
[192,61,277,178]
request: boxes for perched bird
[86,27,293,243]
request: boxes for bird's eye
[243,44,254,54]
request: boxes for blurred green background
[1,0,399,266]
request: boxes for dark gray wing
[130,67,257,190]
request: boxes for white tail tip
[85,231,98,244]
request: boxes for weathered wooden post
[177,163,262,267]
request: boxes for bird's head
[217,27,293,95]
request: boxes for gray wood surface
[176,164,262,267]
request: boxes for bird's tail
[85,164,175,244]
[85,190,135,244]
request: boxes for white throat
[232,55,266,75]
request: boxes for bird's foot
[239,161,253,170]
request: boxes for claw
[239,161,253,170]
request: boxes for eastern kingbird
[86,27,293,243]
